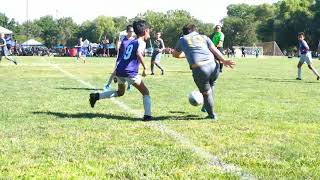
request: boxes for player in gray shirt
[173,24,235,120]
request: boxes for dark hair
[298,32,305,37]
[133,20,149,36]
[126,25,133,32]
[182,24,197,35]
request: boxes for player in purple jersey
[90,20,152,121]
[296,32,320,80]
[104,25,135,90]
[76,37,85,63]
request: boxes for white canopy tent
[0,26,13,34]
[21,39,43,46]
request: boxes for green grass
[0,55,319,179]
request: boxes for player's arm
[116,41,122,59]
[216,33,224,47]
[302,40,310,51]
[136,41,147,76]
[159,39,165,52]
[137,52,147,76]
[217,41,223,48]
[172,49,185,58]
[209,44,235,68]
[172,39,185,58]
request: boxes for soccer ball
[188,91,203,106]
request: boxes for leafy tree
[56,17,79,46]
[0,13,17,30]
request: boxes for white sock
[143,95,151,116]
[99,91,118,99]
[311,68,320,77]
[298,68,302,78]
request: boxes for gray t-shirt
[175,32,215,66]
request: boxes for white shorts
[151,52,162,62]
[116,75,142,85]
[299,53,313,65]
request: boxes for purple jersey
[117,37,134,62]
[116,38,146,78]
[77,40,83,52]
[299,40,309,54]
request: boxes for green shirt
[212,32,224,47]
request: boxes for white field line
[47,60,256,180]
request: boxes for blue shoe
[104,84,111,91]
[201,106,207,113]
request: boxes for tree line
[1,0,320,51]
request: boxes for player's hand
[142,69,147,77]
[223,60,236,69]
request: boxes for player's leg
[4,50,17,65]
[89,77,126,108]
[154,54,164,75]
[104,71,116,90]
[305,54,320,80]
[307,63,320,80]
[201,62,220,112]
[296,58,304,80]
[82,53,86,63]
[131,77,152,120]
[193,62,218,119]
[150,52,156,75]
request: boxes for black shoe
[151,73,155,75]
[296,77,302,80]
[143,115,152,121]
[205,113,217,120]
[89,93,99,108]
[13,61,17,65]
[161,71,164,75]
[317,76,320,81]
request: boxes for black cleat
[89,93,99,108]
[161,71,164,75]
[143,115,152,121]
[296,77,302,80]
[317,76,320,81]
[13,61,18,65]
[205,113,217,121]
[150,73,155,75]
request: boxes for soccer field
[0,56,319,179]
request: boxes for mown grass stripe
[47,60,256,179]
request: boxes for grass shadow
[56,87,103,91]
[252,77,318,83]
[32,111,204,121]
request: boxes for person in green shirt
[211,25,225,72]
